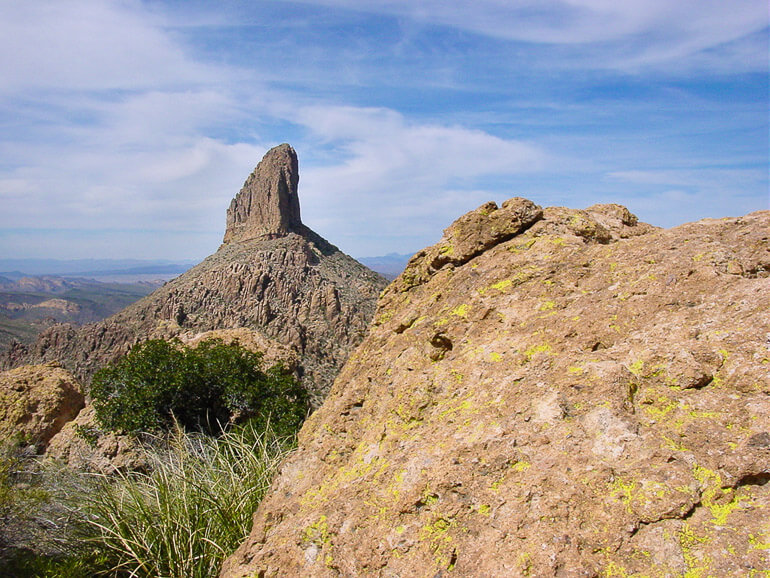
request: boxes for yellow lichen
[450,304,469,318]
[524,343,552,361]
[628,359,644,376]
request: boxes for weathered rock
[180,327,299,373]
[0,363,84,452]
[46,405,147,473]
[3,145,387,405]
[222,204,770,577]
[224,143,303,243]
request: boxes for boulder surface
[222,201,769,576]
[0,363,84,452]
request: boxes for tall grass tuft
[84,422,292,577]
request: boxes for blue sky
[0,0,767,261]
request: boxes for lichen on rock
[222,202,770,577]
[0,363,84,452]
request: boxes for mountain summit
[3,145,387,406]
[224,143,303,243]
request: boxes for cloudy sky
[0,0,767,261]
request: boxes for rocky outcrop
[2,145,386,403]
[222,201,769,576]
[224,143,303,243]
[0,363,84,452]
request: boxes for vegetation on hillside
[89,338,309,437]
[1,424,292,577]
[1,338,309,576]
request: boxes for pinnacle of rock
[223,143,303,243]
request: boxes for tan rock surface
[222,201,769,577]
[0,363,84,452]
[46,405,147,473]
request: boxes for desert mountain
[2,144,386,403]
[222,199,769,576]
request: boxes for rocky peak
[223,143,303,243]
[2,143,386,407]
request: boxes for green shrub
[88,338,309,437]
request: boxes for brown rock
[46,405,147,473]
[224,143,302,243]
[0,363,84,452]
[222,204,770,577]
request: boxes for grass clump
[0,422,293,577]
[84,422,292,577]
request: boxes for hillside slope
[222,199,769,576]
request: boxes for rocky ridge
[2,144,387,404]
[222,199,769,576]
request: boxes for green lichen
[524,343,552,361]
[491,279,512,291]
[749,532,770,550]
[692,464,749,526]
[679,523,711,577]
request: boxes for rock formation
[0,363,84,452]
[222,200,769,576]
[224,143,303,242]
[2,144,387,405]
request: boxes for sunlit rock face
[224,143,303,243]
[222,201,770,577]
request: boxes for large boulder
[222,203,769,576]
[0,363,84,452]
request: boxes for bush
[88,338,309,437]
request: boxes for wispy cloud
[287,105,547,253]
[287,0,768,71]
[0,0,766,260]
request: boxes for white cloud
[0,0,221,94]
[286,105,548,255]
[287,0,768,70]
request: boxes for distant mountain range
[357,253,413,279]
[0,258,198,282]
[1,254,413,282]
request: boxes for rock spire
[223,143,303,243]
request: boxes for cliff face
[222,200,770,576]
[3,145,387,403]
[224,143,303,243]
